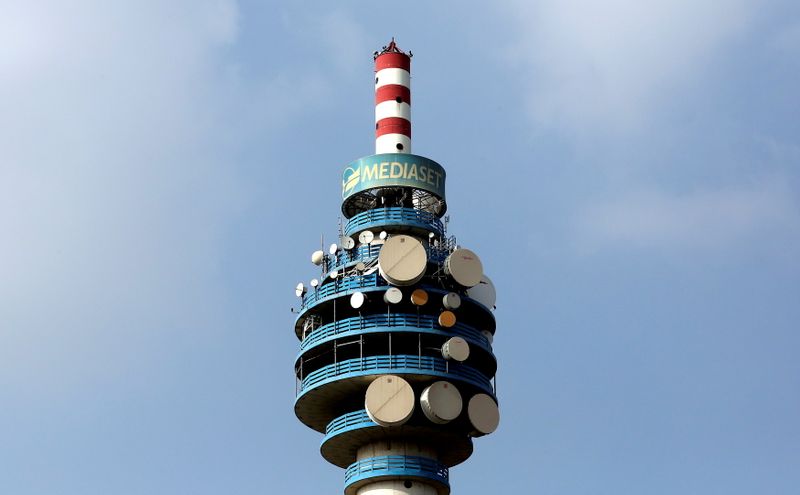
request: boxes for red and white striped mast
[374,38,412,154]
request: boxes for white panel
[376,134,412,154]
[375,68,410,89]
[375,100,411,122]
[356,480,437,495]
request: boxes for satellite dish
[365,375,415,427]
[330,270,339,279]
[383,287,403,304]
[311,250,325,265]
[350,291,366,309]
[481,330,494,345]
[329,243,338,255]
[467,275,496,310]
[420,381,463,424]
[378,235,427,286]
[467,394,500,435]
[355,262,366,272]
[442,337,469,361]
[442,292,462,310]
[310,278,319,288]
[359,230,374,244]
[438,310,456,328]
[411,289,428,306]
[294,283,307,298]
[444,248,483,287]
[379,231,388,240]
[341,236,356,250]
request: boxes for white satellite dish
[341,236,356,250]
[444,248,483,288]
[379,231,388,240]
[355,262,366,272]
[467,275,496,310]
[420,381,463,424]
[311,250,325,265]
[329,243,338,255]
[330,270,339,279]
[359,230,374,245]
[378,235,427,286]
[383,287,403,304]
[441,337,469,362]
[442,292,462,310]
[467,394,500,435]
[350,291,366,309]
[365,375,414,427]
[294,283,307,298]
[310,278,319,288]
[481,330,494,345]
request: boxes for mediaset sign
[342,154,447,200]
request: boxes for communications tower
[293,40,499,495]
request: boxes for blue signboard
[342,154,446,200]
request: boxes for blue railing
[300,313,489,352]
[344,455,449,489]
[344,207,444,238]
[300,273,385,309]
[325,410,374,437]
[298,355,494,397]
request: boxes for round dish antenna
[441,337,469,362]
[410,289,428,306]
[329,243,338,255]
[350,291,366,309]
[467,394,500,435]
[420,381,463,424]
[378,235,427,286]
[310,278,319,288]
[341,236,356,250]
[438,310,456,328]
[295,283,307,298]
[358,230,375,245]
[442,292,462,310]
[365,375,415,427]
[311,250,325,265]
[467,274,497,310]
[379,231,388,240]
[444,248,483,287]
[383,287,403,304]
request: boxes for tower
[293,40,499,495]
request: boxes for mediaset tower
[293,40,499,495]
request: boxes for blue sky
[2,1,799,494]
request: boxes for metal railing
[325,410,373,437]
[344,455,449,488]
[344,207,444,237]
[298,355,494,396]
[300,313,489,351]
[300,273,384,309]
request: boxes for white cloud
[0,1,323,397]
[502,0,754,133]
[572,178,800,252]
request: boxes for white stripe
[376,134,412,154]
[375,68,410,89]
[375,100,411,122]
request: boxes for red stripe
[375,53,410,71]
[375,85,411,105]
[376,118,411,138]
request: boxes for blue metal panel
[342,154,446,201]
